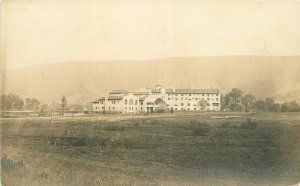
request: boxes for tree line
[222,88,300,112]
[1,91,300,113]
[0,93,68,113]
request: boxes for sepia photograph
[1,1,300,185]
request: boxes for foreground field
[1,112,300,186]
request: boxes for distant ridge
[4,56,300,105]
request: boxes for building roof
[151,89,161,93]
[139,96,146,101]
[109,90,128,94]
[107,96,123,100]
[165,89,220,94]
[92,97,105,103]
[132,92,149,95]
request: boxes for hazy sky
[2,1,300,69]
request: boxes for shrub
[190,121,211,136]
[192,127,210,136]
[241,119,257,129]
[103,125,125,131]
[221,122,231,128]
[149,120,160,125]
[170,107,174,113]
[156,109,165,113]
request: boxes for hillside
[3,56,300,104]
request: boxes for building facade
[92,85,221,114]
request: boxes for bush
[149,120,160,125]
[170,107,174,113]
[156,109,166,113]
[190,121,211,136]
[192,127,210,136]
[241,119,257,129]
[103,125,125,131]
[221,122,231,128]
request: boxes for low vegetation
[1,112,300,185]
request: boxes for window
[129,99,133,105]
[187,103,190,106]
[168,98,170,100]
[181,103,184,106]
[125,107,127,110]
[125,100,127,105]
[202,94,204,96]
[207,98,210,101]
[213,103,219,107]
[135,100,137,105]
[187,108,190,110]
[181,94,183,96]
[216,98,219,101]
[181,98,183,100]
[140,101,143,105]
[195,98,198,100]
[189,94,191,96]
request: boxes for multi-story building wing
[92,85,221,113]
[164,89,221,111]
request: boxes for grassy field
[1,112,300,186]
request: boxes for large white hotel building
[92,85,221,114]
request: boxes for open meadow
[1,112,300,186]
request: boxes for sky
[1,1,300,69]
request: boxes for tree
[170,107,174,113]
[273,103,281,112]
[255,100,266,113]
[288,101,300,112]
[224,88,243,111]
[40,104,49,113]
[280,102,289,112]
[220,93,226,111]
[242,94,256,112]
[198,99,209,111]
[25,98,40,110]
[1,93,24,110]
[265,98,277,112]
[61,95,67,115]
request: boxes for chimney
[105,90,109,100]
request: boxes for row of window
[170,107,220,111]
[170,102,219,107]
[124,99,144,105]
[125,107,138,111]
[168,93,219,97]
[111,100,119,104]
[168,97,219,101]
